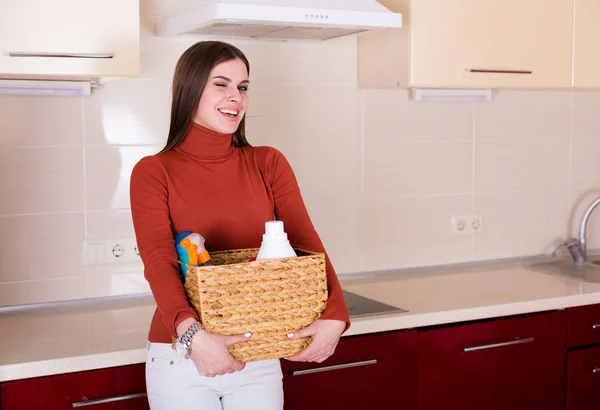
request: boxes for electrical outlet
[84,238,140,265]
[451,214,483,235]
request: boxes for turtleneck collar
[176,122,236,161]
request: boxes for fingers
[224,332,252,346]
[285,342,317,362]
[229,359,246,372]
[287,325,317,340]
[286,340,337,362]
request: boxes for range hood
[156,0,402,41]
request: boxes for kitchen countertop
[2,256,600,383]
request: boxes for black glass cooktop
[343,290,408,318]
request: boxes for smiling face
[193,58,250,135]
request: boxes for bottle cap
[265,221,284,235]
[262,221,288,243]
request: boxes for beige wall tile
[475,140,569,194]
[84,79,170,146]
[0,95,83,146]
[248,85,361,202]
[0,213,84,242]
[0,277,86,305]
[86,210,136,240]
[303,198,362,274]
[0,239,86,282]
[573,91,600,140]
[0,147,83,214]
[571,133,600,191]
[363,89,473,142]
[364,141,472,198]
[0,212,85,284]
[362,196,473,270]
[85,146,160,210]
[474,193,554,260]
[475,90,571,141]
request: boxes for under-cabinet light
[0,79,92,96]
[411,88,493,102]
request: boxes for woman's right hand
[188,329,251,377]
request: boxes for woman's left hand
[284,319,346,363]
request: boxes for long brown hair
[161,41,251,153]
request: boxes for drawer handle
[72,392,147,407]
[469,69,533,75]
[292,359,377,376]
[9,52,114,59]
[592,324,600,330]
[463,337,535,352]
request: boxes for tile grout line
[471,100,477,261]
[359,90,365,272]
[81,96,89,296]
[568,90,574,218]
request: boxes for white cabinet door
[410,0,573,89]
[0,0,140,78]
[573,0,600,88]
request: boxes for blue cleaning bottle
[175,231,193,280]
[175,231,213,281]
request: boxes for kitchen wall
[2,6,600,306]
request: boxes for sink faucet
[559,195,600,264]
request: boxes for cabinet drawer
[566,345,600,410]
[281,330,417,410]
[0,363,148,410]
[418,310,566,410]
[567,304,600,347]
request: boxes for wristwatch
[175,321,204,358]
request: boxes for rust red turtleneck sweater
[130,122,351,343]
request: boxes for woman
[130,40,350,410]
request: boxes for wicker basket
[183,248,328,362]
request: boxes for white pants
[145,342,284,410]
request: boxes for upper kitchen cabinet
[359,0,574,89]
[0,0,140,79]
[573,0,600,88]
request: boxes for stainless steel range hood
[156,0,402,41]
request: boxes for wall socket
[84,238,140,265]
[451,214,483,235]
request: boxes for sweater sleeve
[130,156,198,338]
[267,148,351,332]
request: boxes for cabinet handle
[593,368,600,373]
[9,52,114,59]
[72,392,147,407]
[469,69,532,75]
[463,337,535,352]
[592,324,600,330]
[292,359,377,376]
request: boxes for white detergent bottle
[256,220,297,261]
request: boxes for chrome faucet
[559,195,600,264]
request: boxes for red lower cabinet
[566,345,600,410]
[0,363,148,410]
[418,310,567,410]
[281,330,418,410]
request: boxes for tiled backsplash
[2,15,600,305]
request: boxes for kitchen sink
[525,259,600,283]
[343,290,408,318]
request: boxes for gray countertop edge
[0,251,585,316]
